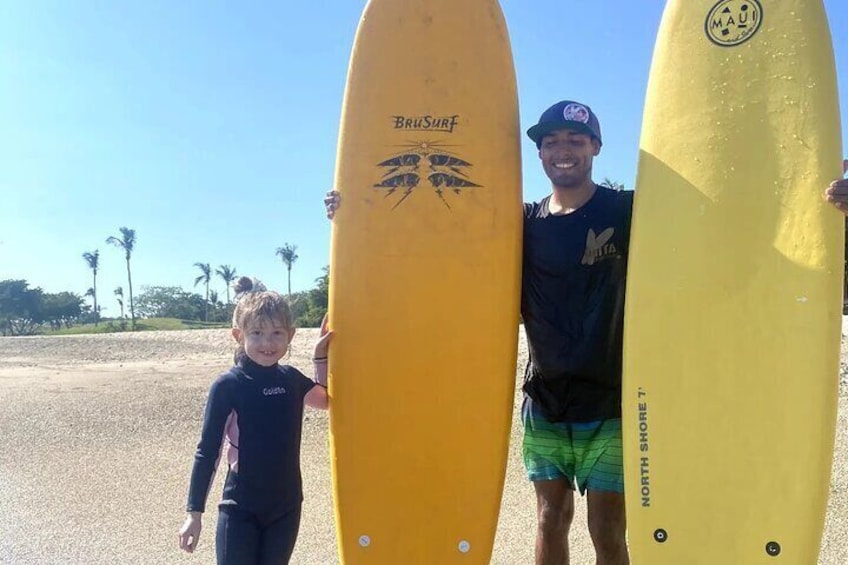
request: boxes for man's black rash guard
[186,357,316,515]
[521,187,633,422]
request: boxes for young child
[178,276,331,564]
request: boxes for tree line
[1,227,323,336]
[0,272,327,337]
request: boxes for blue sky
[1,1,846,314]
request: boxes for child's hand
[313,315,333,361]
[178,512,202,553]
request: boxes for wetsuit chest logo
[581,228,618,266]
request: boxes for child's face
[232,317,295,367]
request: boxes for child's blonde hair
[231,276,294,332]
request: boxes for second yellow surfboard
[623,1,843,563]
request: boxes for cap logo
[562,103,591,124]
[705,0,763,47]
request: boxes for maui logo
[393,114,460,134]
[581,228,618,266]
[263,387,286,396]
[374,141,481,209]
[705,0,763,47]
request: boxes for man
[520,100,631,565]
[521,104,848,565]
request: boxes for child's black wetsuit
[186,356,316,564]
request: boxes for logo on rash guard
[263,387,286,396]
[581,228,618,266]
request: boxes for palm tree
[209,290,220,322]
[215,265,237,304]
[82,250,100,325]
[84,287,96,320]
[600,178,625,191]
[114,286,125,320]
[107,227,137,329]
[275,243,298,295]
[194,262,212,322]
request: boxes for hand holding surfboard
[824,159,848,213]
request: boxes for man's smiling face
[538,128,601,189]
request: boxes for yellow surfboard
[327,1,522,563]
[623,1,843,563]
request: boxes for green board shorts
[521,396,624,494]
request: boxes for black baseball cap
[527,100,602,148]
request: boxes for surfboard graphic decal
[374,142,481,209]
[705,0,763,47]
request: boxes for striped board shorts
[521,396,624,494]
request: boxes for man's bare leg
[586,490,629,565]
[534,478,575,565]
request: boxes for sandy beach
[0,328,846,564]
